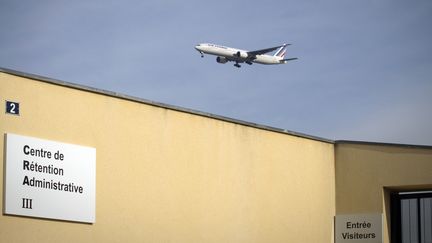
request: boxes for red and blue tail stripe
[274,44,288,58]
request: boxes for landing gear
[199,51,204,58]
[234,63,241,68]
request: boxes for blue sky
[1,0,432,145]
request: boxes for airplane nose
[195,44,204,57]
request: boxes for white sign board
[4,133,96,223]
[335,214,382,243]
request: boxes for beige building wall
[335,142,432,243]
[0,71,335,243]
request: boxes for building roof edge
[335,140,432,149]
[0,67,333,144]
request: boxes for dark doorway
[391,191,432,243]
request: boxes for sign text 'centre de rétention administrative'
[4,133,96,223]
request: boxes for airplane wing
[247,44,290,57]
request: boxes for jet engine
[216,56,228,64]
[234,51,248,58]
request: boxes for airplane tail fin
[273,44,290,58]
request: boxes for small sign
[5,100,19,115]
[4,133,96,223]
[335,214,382,243]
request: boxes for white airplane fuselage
[195,43,296,67]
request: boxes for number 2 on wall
[6,101,20,115]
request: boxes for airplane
[195,43,298,68]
